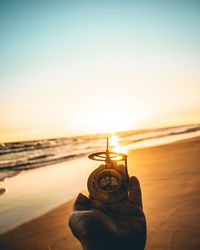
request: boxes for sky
[0,0,200,142]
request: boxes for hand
[68,176,146,250]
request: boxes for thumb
[129,176,143,208]
[73,193,90,211]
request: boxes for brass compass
[87,138,129,203]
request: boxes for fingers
[73,193,90,211]
[129,176,143,208]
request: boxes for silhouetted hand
[68,176,146,250]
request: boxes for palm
[69,177,146,250]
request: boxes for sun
[71,97,150,136]
[109,135,128,154]
[78,107,135,134]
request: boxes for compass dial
[87,164,129,203]
[97,170,120,192]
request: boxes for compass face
[97,171,120,191]
[98,171,120,192]
[87,164,129,203]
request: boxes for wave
[0,124,200,179]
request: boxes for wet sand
[0,137,200,250]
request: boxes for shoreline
[1,125,200,183]
[0,156,96,234]
[0,133,199,234]
[0,136,200,249]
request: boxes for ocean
[1,124,200,182]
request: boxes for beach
[0,137,200,250]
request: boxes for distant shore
[0,137,200,250]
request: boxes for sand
[0,137,200,250]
